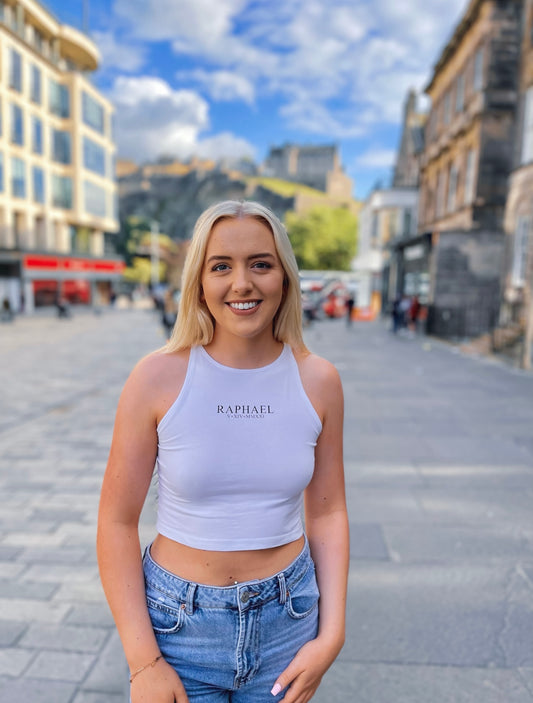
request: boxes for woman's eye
[252,261,272,269]
[212,263,229,272]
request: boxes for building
[502,0,533,367]
[0,0,121,313]
[262,143,353,200]
[417,0,522,339]
[393,89,426,188]
[355,186,419,315]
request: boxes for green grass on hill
[247,177,326,198]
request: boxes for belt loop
[185,583,196,615]
[278,573,287,605]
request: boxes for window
[521,87,533,165]
[455,74,464,113]
[474,47,484,92]
[30,64,41,104]
[32,116,43,154]
[447,164,458,212]
[511,217,531,286]
[436,170,446,218]
[49,79,70,117]
[9,49,22,92]
[464,149,477,204]
[443,91,451,125]
[83,137,106,176]
[11,103,23,145]
[33,166,45,203]
[51,128,71,164]
[52,174,73,209]
[11,156,26,198]
[82,91,105,134]
[0,153,4,192]
[84,179,107,217]
[33,27,44,52]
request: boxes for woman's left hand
[271,636,343,703]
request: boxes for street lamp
[150,220,160,288]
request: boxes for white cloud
[196,132,256,161]
[108,75,254,163]
[177,69,255,105]
[92,31,146,73]
[106,0,469,142]
[355,148,397,169]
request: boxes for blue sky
[44,0,467,199]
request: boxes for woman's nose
[232,266,253,293]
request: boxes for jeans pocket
[286,564,320,620]
[146,596,184,635]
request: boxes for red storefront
[22,253,125,309]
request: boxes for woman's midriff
[150,534,306,586]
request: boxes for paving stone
[0,598,71,623]
[16,546,90,563]
[72,692,125,703]
[25,650,96,682]
[0,580,59,599]
[0,647,35,676]
[65,604,114,628]
[18,624,109,653]
[0,620,27,646]
[0,677,77,703]
[82,628,128,693]
[314,663,533,703]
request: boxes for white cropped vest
[156,344,322,550]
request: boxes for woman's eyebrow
[206,253,276,263]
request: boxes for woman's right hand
[130,658,189,703]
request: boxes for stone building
[393,89,426,188]
[502,0,533,366]
[417,0,522,339]
[0,0,121,312]
[262,143,353,200]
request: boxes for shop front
[21,253,125,312]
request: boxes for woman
[97,200,349,703]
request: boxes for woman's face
[201,216,285,344]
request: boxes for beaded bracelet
[129,655,163,684]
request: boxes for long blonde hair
[165,200,307,353]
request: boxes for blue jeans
[141,538,319,701]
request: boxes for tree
[285,206,358,271]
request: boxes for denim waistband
[143,537,312,612]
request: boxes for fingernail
[271,683,282,696]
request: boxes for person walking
[97,200,349,703]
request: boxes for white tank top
[156,344,322,550]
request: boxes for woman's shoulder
[124,347,191,403]
[291,349,343,409]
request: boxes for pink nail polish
[271,683,282,696]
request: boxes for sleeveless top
[156,344,322,550]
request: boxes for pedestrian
[1,297,14,322]
[346,290,355,327]
[161,287,178,339]
[408,295,421,334]
[391,295,402,333]
[97,200,349,703]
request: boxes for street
[0,309,532,703]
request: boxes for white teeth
[230,301,259,310]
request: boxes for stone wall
[427,229,505,337]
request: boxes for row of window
[0,152,110,216]
[6,101,112,175]
[423,148,478,221]
[7,46,111,136]
[427,46,484,138]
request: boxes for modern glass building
[0,0,123,311]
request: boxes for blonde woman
[97,200,349,703]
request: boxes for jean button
[240,591,250,603]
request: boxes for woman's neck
[204,332,284,369]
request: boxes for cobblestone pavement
[0,309,532,703]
